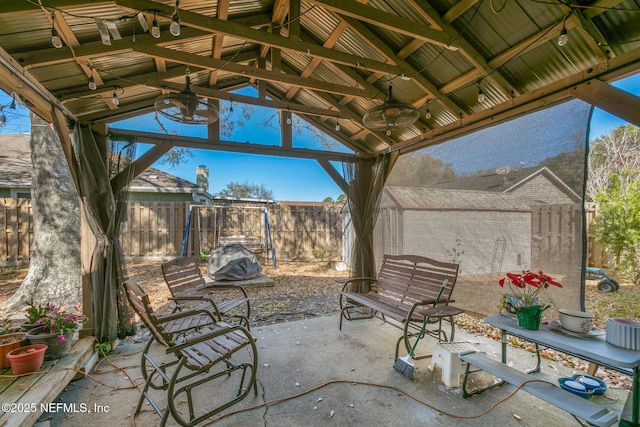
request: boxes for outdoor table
[484,314,640,427]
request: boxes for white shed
[373,186,533,277]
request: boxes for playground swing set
[180,204,277,269]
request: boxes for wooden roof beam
[442,0,480,24]
[209,0,231,86]
[133,44,373,98]
[109,129,359,162]
[286,21,350,99]
[306,0,454,48]
[340,15,465,118]
[115,0,433,77]
[410,0,518,98]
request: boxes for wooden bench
[459,351,618,427]
[339,254,460,360]
[162,256,251,328]
[0,337,95,427]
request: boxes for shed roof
[434,166,581,203]
[384,186,532,212]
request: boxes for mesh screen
[380,99,592,317]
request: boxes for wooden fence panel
[531,204,584,269]
[0,198,33,265]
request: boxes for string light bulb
[335,119,340,132]
[88,76,97,90]
[112,87,121,106]
[558,27,568,47]
[51,28,63,48]
[170,13,180,36]
[151,13,161,38]
[425,101,431,119]
[386,130,391,136]
[51,13,63,48]
[477,88,486,103]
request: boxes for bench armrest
[340,277,377,292]
[406,298,455,322]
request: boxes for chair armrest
[168,296,222,318]
[200,282,249,298]
[155,307,218,324]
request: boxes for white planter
[606,318,640,350]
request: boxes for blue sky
[0,74,638,201]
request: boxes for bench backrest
[162,256,206,297]
[123,279,171,347]
[375,254,459,307]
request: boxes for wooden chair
[161,256,251,329]
[124,279,258,427]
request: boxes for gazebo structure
[0,0,639,342]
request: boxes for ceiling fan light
[363,86,419,132]
[154,76,219,124]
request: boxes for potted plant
[22,301,48,331]
[1,317,27,369]
[25,304,87,361]
[6,344,47,375]
[498,270,562,330]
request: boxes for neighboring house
[434,166,581,205]
[0,133,213,202]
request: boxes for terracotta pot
[0,332,27,369]
[6,344,47,375]
[25,326,73,361]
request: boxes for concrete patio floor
[36,314,629,426]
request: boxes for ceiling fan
[363,85,420,135]
[154,75,219,125]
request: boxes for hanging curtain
[343,154,392,293]
[76,124,135,341]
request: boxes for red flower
[498,270,562,308]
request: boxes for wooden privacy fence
[119,202,343,261]
[0,198,611,268]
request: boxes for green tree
[593,172,640,285]
[323,194,347,204]
[587,124,640,201]
[218,181,274,200]
[385,152,455,186]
